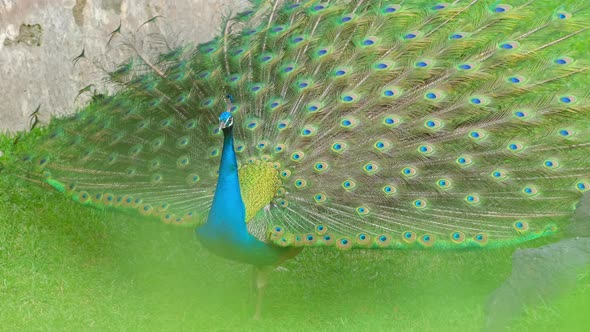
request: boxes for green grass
[1,156,589,331]
[2,0,590,329]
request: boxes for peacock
[4,0,590,319]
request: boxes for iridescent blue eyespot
[451,231,465,243]
[413,199,426,208]
[382,5,400,14]
[509,76,521,83]
[457,157,469,165]
[363,162,379,174]
[465,195,480,204]
[437,179,451,189]
[341,16,352,23]
[561,96,574,104]
[356,207,369,215]
[576,182,589,192]
[499,42,518,49]
[424,91,443,100]
[382,185,396,195]
[294,179,307,189]
[342,180,355,189]
[314,193,327,203]
[491,170,508,180]
[523,186,537,195]
[291,151,304,161]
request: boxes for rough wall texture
[0,0,247,132]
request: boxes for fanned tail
[7,0,590,250]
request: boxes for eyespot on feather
[402,231,416,243]
[419,234,435,247]
[315,224,327,235]
[376,234,392,247]
[356,233,372,246]
[336,238,353,250]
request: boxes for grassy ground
[1,152,589,331]
[1,1,590,329]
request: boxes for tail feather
[9,0,590,249]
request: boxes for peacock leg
[252,265,272,320]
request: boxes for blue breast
[195,126,287,266]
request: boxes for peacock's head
[219,111,234,130]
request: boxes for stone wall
[0,0,246,132]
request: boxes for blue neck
[196,125,287,266]
[206,127,247,232]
